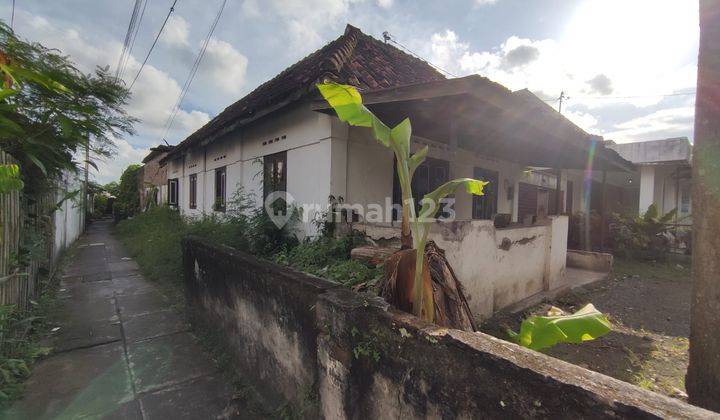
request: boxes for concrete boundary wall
[567,249,614,272]
[182,237,713,419]
[354,216,569,319]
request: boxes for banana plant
[508,303,612,351]
[317,82,487,321]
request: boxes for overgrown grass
[0,265,64,407]
[114,207,254,304]
[613,257,691,282]
[115,205,381,304]
[273,236,382,287]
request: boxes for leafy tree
[115,164,141,218]
[103,181,120,197]
[0,21,135,196]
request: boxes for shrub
[610,204,678,260]
[116,200,378,298]
[0,299,54,405]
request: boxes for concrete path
[4,220,244,419]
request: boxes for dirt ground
[481,258,692,401]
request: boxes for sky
[1,0,699,184]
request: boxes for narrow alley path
[5,220,243,419]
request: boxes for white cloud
[563,109,598,132]
[376,0,394,9]
[92,138,149,184]
[603,107,694,143]
[194,38,249,99]
[12,8,215,179]
[586,74,613,96]
[425,2,697,142]
[475,0,498,5]
[162,15,190,47]
[241,0,358,51]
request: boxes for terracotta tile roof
[165,24,445,160]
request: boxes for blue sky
[2,0,699,183]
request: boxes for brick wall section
[182,236,714,419]
[139,152,169,209]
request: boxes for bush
[116,197,379,299]
[0,299,54,405]
[273,234,381,287]
[610,204,677,260]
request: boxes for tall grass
[115,203,382,301]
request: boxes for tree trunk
[381,241,476,331]
[687,0,720,411]
[350,245,397,266]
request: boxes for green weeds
[0,281,59,406]
[116,195,380,303]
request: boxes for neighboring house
[606,137,692,222]
[161,24,632,318]
[139,145,174,210]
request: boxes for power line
[128,0,179,91]
[542,89,696,102]
[382,31,458,78]
[10,0,15,30]
[119,0,148,79]
[160,0,226,142]
[116,0,142,78]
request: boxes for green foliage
[273,235,381,287]
[115,190,302,301]
[93,193,109,215]
[0,163,22,193]
[114,164,141,219]
[116,189,378,302]
[508,304,612,351]
[317,82,487,320]
[611,204,678,259]
[103,181,119,197]
[0,22,135,196]
[0,295,55,405]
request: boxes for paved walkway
[5,220,243,419]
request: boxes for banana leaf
[508,304,611,351]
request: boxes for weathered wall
[183,237,712,419]
[183,236,337,408]
[354,217,569,319]
[608,137,692,165]
[567,249,613,272]
[169,102,338,235]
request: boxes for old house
[139,144,174,210]
[606,137,692,219]
[161,25,632,317]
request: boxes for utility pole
[686,0,720,411]
[558,91,568,113]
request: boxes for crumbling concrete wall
[183,236,713,419]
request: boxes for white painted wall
[169,103,339,236]
[355,216,569,319]
[53,172,85,261]
[639,166,656,214]
[430,217,568,318]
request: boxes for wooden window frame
[214,167,226,212]
[189,174,197,209]
[168,178,179,207]
[263,151,287,198]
